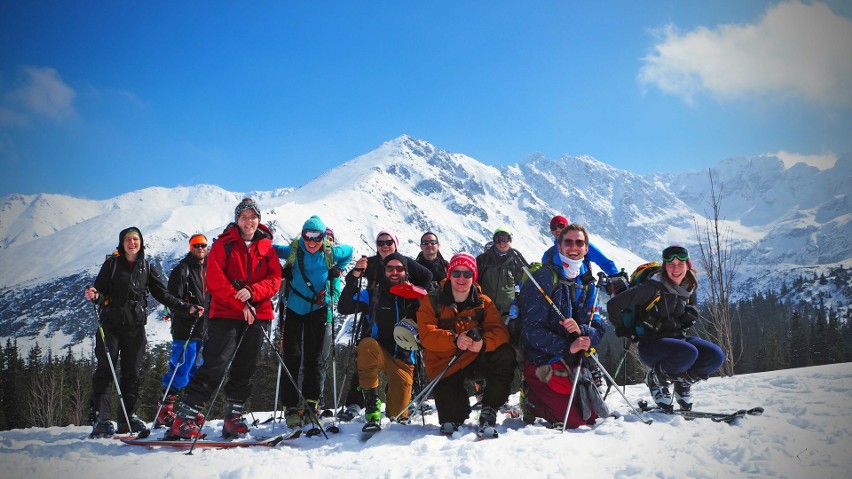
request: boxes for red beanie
[447,252,478,282]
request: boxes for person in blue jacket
[520,223,608,429]
[543,215,619,276]
[274,215,353,427]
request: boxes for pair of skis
[636,399,764,423]
[120,428,302,449]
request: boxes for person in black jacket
[416,231,449,291]
[338,229,432,418]
[84,227,203,437]
[152,233,210,429]
[362,229,432,291]
[606,245,724,411]
[338,252,421,430]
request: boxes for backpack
[610,262,664,338]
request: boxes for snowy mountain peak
[0,136,849,351]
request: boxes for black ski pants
[182,318,268,406]
[91,322,146,420]
[281,307,327,407]
[432,343,517,425]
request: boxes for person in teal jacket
[274,215,353,427]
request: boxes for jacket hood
[117,226,145,257]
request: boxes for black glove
[680,305,699,329]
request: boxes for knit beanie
[234,198,261,223]
[383,252,408,269]
[302,215,326,233]
[376,229,400,247]
[447,252,478,282]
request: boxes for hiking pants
[432,343,516,424]
[281,307,327,406]
[637,336,725,378]
[91,322,146,419]
[357,338,414,418]
[182,318,267,406]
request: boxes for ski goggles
[550,223,567,232]
[662,245,690,262]
[493,235,511,244]
[301,230,325,243]
[376,239,395,247]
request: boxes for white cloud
[638,1,852,108]
[772,150,837,170]
[6,66,76,120]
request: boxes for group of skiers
[83,197,725,440]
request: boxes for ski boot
[285,407,302,428]
[153,390,177,429]
[117,414,149,434]
[361,387,382,433]
[89,409,115,439]
[478,406,498,439]
[439,421,460,435]
[166,402,205,440]
[645,364,673,411]
[222,400,250,438]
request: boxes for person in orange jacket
[416,253,516,438]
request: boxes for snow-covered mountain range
[1,135,849,351]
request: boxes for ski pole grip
[467,327,482,342]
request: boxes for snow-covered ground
[1,363,850,479]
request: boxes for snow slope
[1,363,849,479]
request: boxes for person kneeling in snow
[417,253,516,438]
[520,223,608,429]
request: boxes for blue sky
[2,1,850,199]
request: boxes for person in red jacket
[168,198,282,440]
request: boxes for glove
[508,303,519,320]
[328,266,342,278]
[680,305,699,328]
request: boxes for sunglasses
[192,244,208,249]
[561,239,586,248]
[420,240,438,246]
[450,270,474,279]
[302,230,324,243]
[385,265,405,273]
[376,239,395,247]
[494,236,511,244]
[550,224,566,232]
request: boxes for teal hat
[302,215,326,233]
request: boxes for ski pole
[153,310,203,428]
[88,298,137,437]
[269,285,287,425]
[393,327,481,422]
[249,306,329,439]
[187,321,251,455]
[585,348,651,424]
[326,279,341,433]
[603,341,631,400]
[335,272,364,418]
[560,280,600,433]
[560,358,584,433]
[509,250,649,423]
